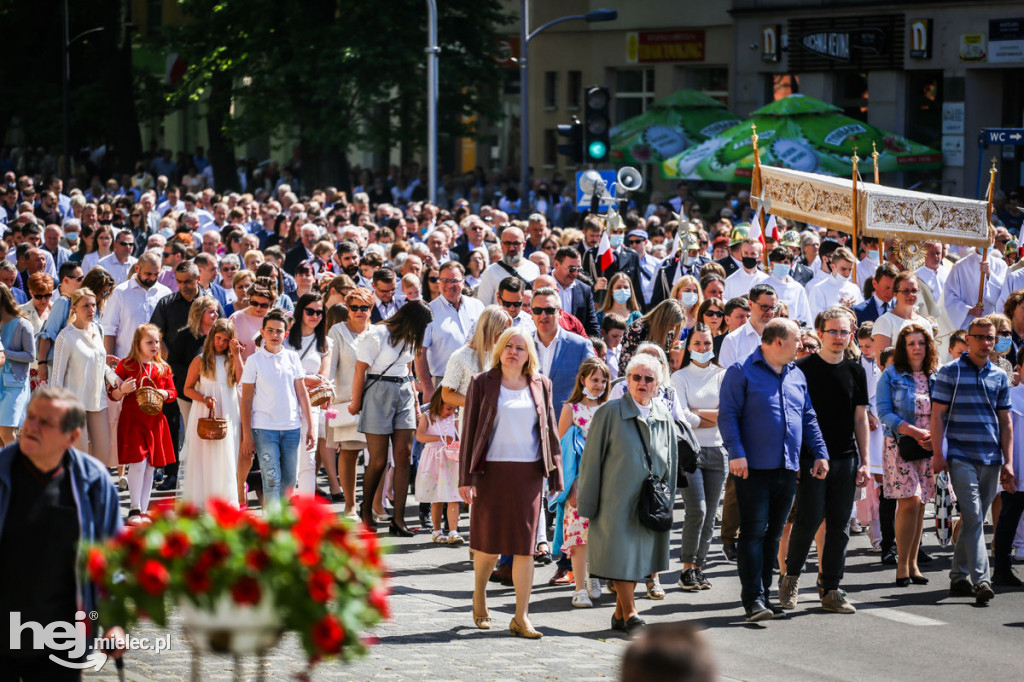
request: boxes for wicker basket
[308,382,335,409]
[135,375,164,416]
[197,403,228,441]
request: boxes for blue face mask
[609,234,624,248]
[683,255,697,266]
[679,292,699,308]
[612,288,632,305]
[772,264,791,280]
[995,336,1012,354]
[690,349,715,364]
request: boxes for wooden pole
[851,147,859,282]
[978,157,998,307]
[750,124,769,268]
[872,142,883,264]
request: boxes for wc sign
[910,19,933,59]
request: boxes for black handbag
[633,420,674,532]
[674,418,699,475]
[897,435,931,462]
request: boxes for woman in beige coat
[578,353,678,636]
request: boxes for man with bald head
[475,224,540,305]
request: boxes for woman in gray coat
[578,353,678,636]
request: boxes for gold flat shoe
[473,612,492,630]
[509,617,543,639]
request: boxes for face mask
[772,264,791,280]
[690,349,715,364]
[583,388,602,400]
[683,255,697,266]
[65,232,80,243]
[833,271,850,283]
[679,292,698,308]
[612,288,632,305]
[867,250,879,262]
[995,336,1012,354]
[609,234,624,248]
[741,256,758,270]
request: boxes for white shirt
[856,255,880,292]
[97,253,138,286]
[356,324,416,376]
[718,320,761,369]
[915,264,947,305]
[241,345,304,430]
[995,263,1024,313]
[671,362,726,447]
[533,326,562,377]
[476,259,541,306]
[421,295,486,377]
[486,386,540,462]
[51,322,116,412]
[102,276,172,357]
[807,274,863,317]
[768,273,812,325]
[873,310,933,341]
[374,294,400,321]
[943,249,1006,330]
[556,279,575,313]
[723,268,769,301]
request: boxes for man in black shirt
[0,388,124,678]
[780,306,870,615]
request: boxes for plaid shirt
[932,355,1010,466]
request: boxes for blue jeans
[733,468,797,609]
[252,428,300,506]
[948,457,1001,585]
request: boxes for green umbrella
[610,89,740,165]
[661,94,942,181]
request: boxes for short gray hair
[532,286,559,305]
[634,342,671,384]
[625,353,665,386]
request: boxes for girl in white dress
[181,319,244,507]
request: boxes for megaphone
[578,169,607,198]
[617,166,643,194]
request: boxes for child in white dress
[414,391,463,544]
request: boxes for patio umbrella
[609,89,740,165]
[661,94,942,181]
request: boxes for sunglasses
[303,308,324,317]
[249,300,271,310]
[427,276,440,283]
[349,304,372,312]
[499,299,523,309]
[703,310,724,318]
[69,275,84,282]
[627,239,646,245]
[33,293,53,300]
[566,266,582,274]
[117,241,134,247]
[532,306,558,316]
[629,374,656,384]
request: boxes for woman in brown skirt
[459,327,563,639]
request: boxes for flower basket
[84,496,389,666]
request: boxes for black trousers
[994,491,1024,573]
[785,457,858,591]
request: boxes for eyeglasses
[349,304,372,312]
[249,300,271,310]
[303,308,324,317]
[117,241,134,247]
[130,213,141,218]
[501,241,524,248]
[627,239,646,245]
[968,334,996,343]
[997,330,1012,338]
[752,301,778,312]
[33,293,53,300]
[499,299,523,309]
[566,266,582,274]
[69,275,84,282]
[532,306,558,316]
[703,310,724,318]
[162,252,173,258]
[440,277,463,285]
[427,276,440,283]
[629,374,656,384]
[822,329,853,338]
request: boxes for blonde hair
[184,295,219,339]
[125,323,170,378]
[598,272,640,315]
[641,299,687,349]
[470,305,513,368]
[490,328,540,377]
[68,287,96,322]
[670,275,702,309]
[200,319,239,386]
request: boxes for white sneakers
[571,589,593,608]
[587,578,602,600]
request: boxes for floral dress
[882,370,936,502]
[562,401,598,553]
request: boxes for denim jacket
[875,365,935,439]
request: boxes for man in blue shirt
[719,318,829,622]
[930,316,1015,604]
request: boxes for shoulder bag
[633,419,673,532]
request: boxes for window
[567,71,582,109]
[768,74,800,102]
[614,69,655,125]
[837,72,868,122]
[691,68,729,106]
[543,128,557,167]
[544,71,558,110]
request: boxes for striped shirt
[932,355,1010,466]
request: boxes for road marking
[856,604,946,627]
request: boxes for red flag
[598,230,615,271]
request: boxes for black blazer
[563,280,600,337]
[650,255,708,309]
[716,255,740,277]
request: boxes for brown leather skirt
[469,460,545,556]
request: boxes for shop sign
[788,16,903,71]
[989,18,1024,63]
[909,19,933,59]
[762,25,781,62]
[959,33,987,62]
[626,30,705,64]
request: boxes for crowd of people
[1,158,1023,658]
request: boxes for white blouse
[486,386,540,462]
[671,362,726,447]
[51,322,116,412]
[355,325,415,376]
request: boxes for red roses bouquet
[84,496,389,664]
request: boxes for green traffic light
[588,140,607,160]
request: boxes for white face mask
[582,388,602,400]
[690,349,715,364]
[833,270,850,283]
[679,292,699,308]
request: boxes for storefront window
[690,68,729,106]
[768,74,800,102]
[615,69,655,124]
[905,71,942,151]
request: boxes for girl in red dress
[109,323,177,522]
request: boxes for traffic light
[584,85,610,163]
[557,116,583,164]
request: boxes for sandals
[645,576,666,600]
[432,530,446,544]
[447,530,465,545]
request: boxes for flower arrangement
[84,496,389,664]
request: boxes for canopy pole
[750,124,769,268]
[978,157,998,307]
[851,148,859,282]
[872,142,883,265]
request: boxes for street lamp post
[426,0,439,205]
[519,4,616,210]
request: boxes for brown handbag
[196,403,228,441]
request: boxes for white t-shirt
[355,325,415,376]
[241,346,304,430]
[486,385,540,462]
[872,311,933,341]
